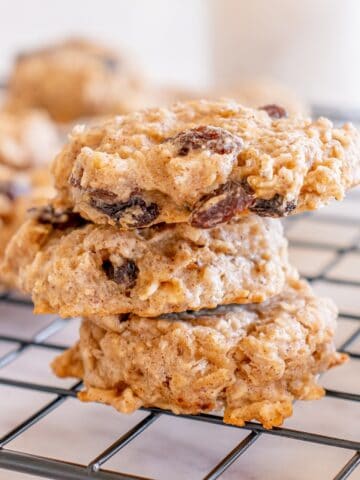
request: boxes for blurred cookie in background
[0,108,60,170]
[6,38,152,123]
[0,166,55,272]
[156,78,307,115]
[153,84,206,105]
[0,108,58,288]
[218,78,308,116]
[0,80,6,107]
[0,166,23,250]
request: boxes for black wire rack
[0,110,359,480]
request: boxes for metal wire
[0,110,359,479]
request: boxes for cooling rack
[0,110,359,480]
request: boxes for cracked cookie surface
[1,209,291,317]
[52,277,346,429]
[52,99,360,229]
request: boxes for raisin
[87,188,117,202]
[103,259,139,291]
[190,181,253,228]
[167,126,243,157]
[0,181,15,201]
[0,180,31,200]
[101,56,119,71]
[284,200,297,214]
[250,194,296,217]
[69,173,81,189]
[163,376,171,388]
[260,104,288,119]
[29,205,86,229]
[118,313,131,323]
[90,193,159,228]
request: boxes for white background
[1,0,360,107]
[0,0,211,88]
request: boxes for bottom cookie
[52,277,346,429]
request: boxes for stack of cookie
[3,100,359,428]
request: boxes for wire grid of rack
[0,113,359,480]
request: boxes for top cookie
[6,38,150,123]
[53,100,360,230]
